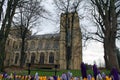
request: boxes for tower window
[7,40,10,45]
[14,53,19,64]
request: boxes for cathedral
[4,12,82,69]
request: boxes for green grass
[9,69,110,77]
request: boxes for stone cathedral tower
[59,12,82,69]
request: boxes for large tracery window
[39,53,44,64]
[49,53,54,63]
[14,53,19,64]
[31,53,35,64]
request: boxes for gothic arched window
[19,42,22,49]
[45,40,51,49]
[39,53,44,64]
[30,41,35,49]
[31,53,35,64]
[49,53,54,63]
[38,41,43,49]
[13,41,17,49]
[15,53,19,64]
[7,39,10,45]
[13,41,15,48]
[53,41,59,49]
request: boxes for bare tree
[116,48,120,68]
[54,0,82,69]
[13,0,48,67]
[0,0,20,72]
[83,0,120,70]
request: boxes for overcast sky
[32,0,105,67]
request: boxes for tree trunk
[104,0,119,70]
[65,12,75,70]
[104,33,119,70]
[65,12,70,70]
[20,37,26,68]
[0,0,19,72]
[66,46,71,69]
[20,28,28,68]
[0,39,6,72]
[65,12,72,70]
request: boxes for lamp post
[54,64,58,76]
[28,63,31,75]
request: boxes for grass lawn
[11,69,110,77]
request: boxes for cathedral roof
[27,33,60,40]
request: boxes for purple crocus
[80,62,87,78]
[30,76,34,80]
[3,72,8,78]
[13,72,16,80]
[93,64,98,79]
[87,74,92,80]
[101,72,106,79]
[53,76,57,80]
[35,72,39,80]
[67,71,72,80]
[61,73,67,80]
[110,67,119,80]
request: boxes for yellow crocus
[39,76,43,80]
[91,77,95,80]
[57,76,61,80]
[106,76,111,80]
[83,78,87,80]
